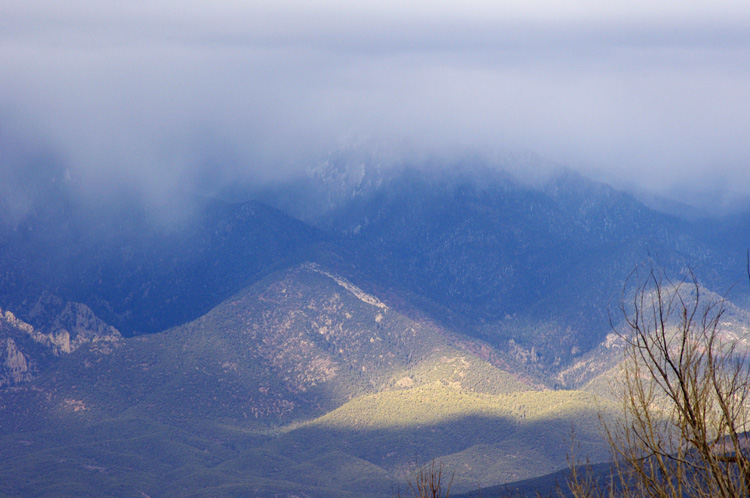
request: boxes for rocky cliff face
[3,337,32,384]
[26,292,121,354]
[0,296,121,387]
[1,310,48,387]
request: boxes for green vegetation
[313,384,600,429]
[288,385,611,492]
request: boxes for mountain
[0,196,329,337]
[264,160,745,373]
[1,262,534,425]
[0,262,610,497]
[3,153,750,497]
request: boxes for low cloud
[2,1,750,215]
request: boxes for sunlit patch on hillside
[311,384,606,430]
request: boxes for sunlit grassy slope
[270,384,613,492]
[314,384,596,429]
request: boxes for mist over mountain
[3,149,749,365]
[3,2,750,495]
[3,145,750,496]
[260,154,748,364]
[4,2,750,210]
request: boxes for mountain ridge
[2,159,750,496]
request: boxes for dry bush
[397,459,454,498]
[569,263,750,498]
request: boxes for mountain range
[2,152,749,497]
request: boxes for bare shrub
[397,459,454,498]
[569,263,750,498]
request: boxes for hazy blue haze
[2,1,750,215]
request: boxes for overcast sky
[2,1,750,213]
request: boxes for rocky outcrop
[0,312,44,387]
[0,295,122,387]
[3,337,32,384]
[26,292,122,354]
